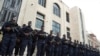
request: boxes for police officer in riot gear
[19,22,33,56]
[78,42,84,56]
[19,29,31,56]
[61,34,69,56]
[30,29,38,56]
[69,41,75,56]
[14,26,21,56]
[74,40,79,56]
[54,32,62,56]
[46,30,55,56]
[27,21,35,55]
[0,16,19,56]
[36,26,47,56]
[14,24,26,56]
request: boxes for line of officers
[0,17,100,56]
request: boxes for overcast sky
[62,0,100,41]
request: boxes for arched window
[53,3,60,17]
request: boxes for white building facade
[0,0,87,42]
[70,7,87,43]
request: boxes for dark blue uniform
[46,35,55,56]
[74,43,79,56]
[0,21,18,56]
[61,38,69,56]
[54,36,62,56]
[14,26,22,56]
[69,42,74,56]
[30,30,38,56]
[78,43,84,56]
[19,26,33,56]
[36,30,46,56]
[82,44,87,56]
